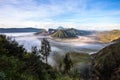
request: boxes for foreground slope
[94,41,120,80]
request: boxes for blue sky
[0,0,120,30]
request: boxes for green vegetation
[55,76,72,80]
[1,33,120,80]
[97,30,120,43]
[0,35,59,80]
[53,52,90,68]
[1,35,91,80]
[40,38,51,63]
[63,53,73,74]
[69,52,90,64]
[94,41,120,80]
[53,52,91,80]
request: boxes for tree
[0,72,6,80]
[63,53,73,74]
[0,35,59,80]
[40,38,51,64]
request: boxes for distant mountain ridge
[57,26,64,30]
[0,28,42,33]
[66,28,93,36]
[51,29,77,38]
[50,28,95,38]
[97,30,120,43]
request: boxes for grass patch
[69,52,91,64]
[52,52,91,68]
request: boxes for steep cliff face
[94,41,120,80]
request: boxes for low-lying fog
[1,32,108,65]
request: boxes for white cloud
[0,0,84,21]
[0,0,120,30]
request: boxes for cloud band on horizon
[0,0,120,30]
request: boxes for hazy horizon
[0,0,120,30]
